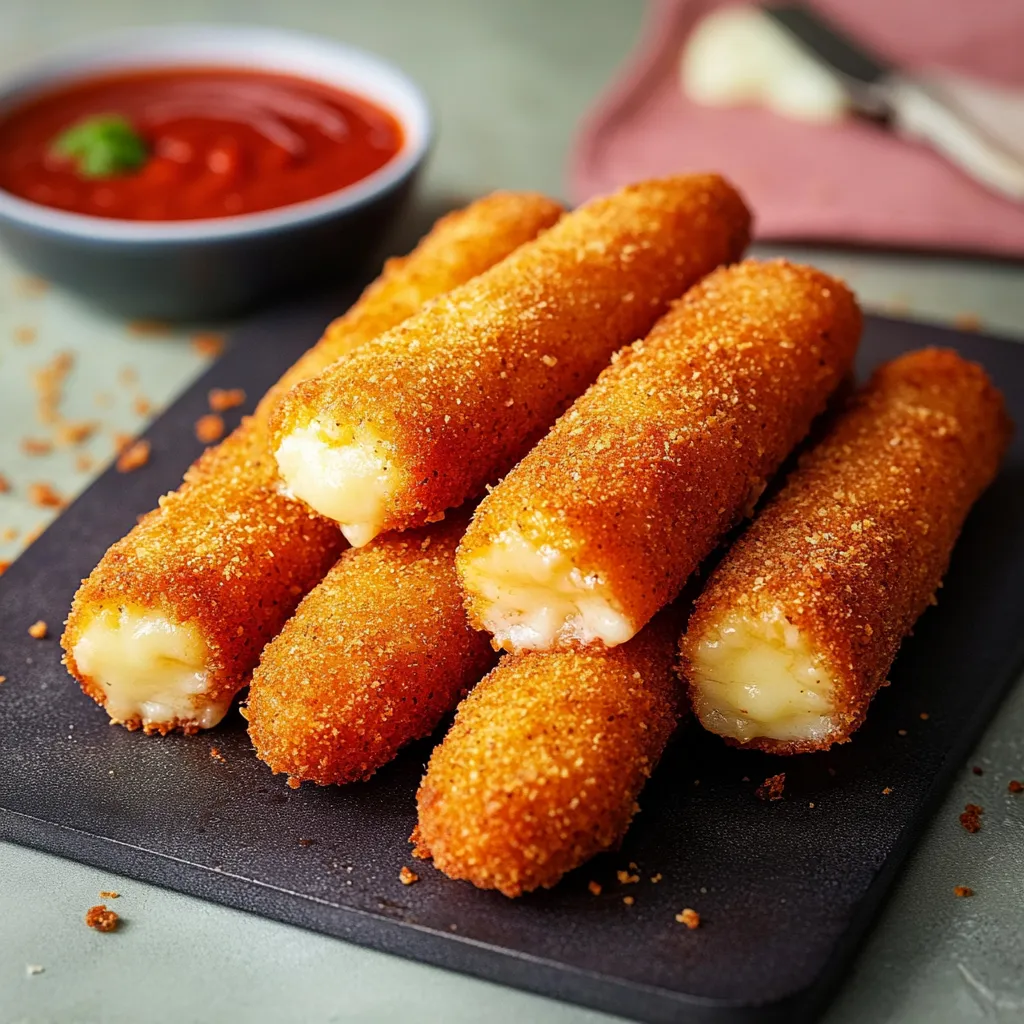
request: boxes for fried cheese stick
[271,174,751,547]
[62,193,563,734]
[247,514,495,785]
[680,348,1011,753]
[458,260,861,653]
[412,611,682,897]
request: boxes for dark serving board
[2,307,1023,1024]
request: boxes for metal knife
[762,3,1024,202]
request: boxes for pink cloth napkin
[569,0,1024,256]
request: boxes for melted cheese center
[688,609,837,744]
[274,418,397,547]
[72,606,226,730]
[462,528,635,652]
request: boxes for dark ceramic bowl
[0,26,432,320]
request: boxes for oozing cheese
[462,528,635,651]
[688,609,837,744]
[274,418,398,547]
[72,605,226,730]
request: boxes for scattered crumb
[920,712,930,720]
[209,747,226,764]
[55,420,97,446]
[972,766,984,776]
[0,474,9,493]
[17,276,49,296]
[954,886,974,898]
[116,439,151,474]
[628,862,638,870]
[21,437,52,456]
[808,802,815,809]
[75,453,94,473]
[99,891,120,899]
[0,675,6,684]
[882,787,893,795]
[133,396,153,416]
[1009,780,1023,794]
[960,803,983,833]
[14,325,37,344]
[195,414,225,444]
[208,387,246,412]
[286,776,301,790]
[26,964,44,976]
[118,366,139,385]
[953,312,982,332]
[616,869,639,885]
[897,729,907,737]
[128,319,172,337]
[113,432,134,454]
[588,881,602,896]
[84,904,119,932]
[757,773,786,801]
[399,866,419,886]
[297,838,314,848]
[675,908,701,929]
[650,873,663,884]
[32,351,74,425]
[622,896,635,906]
[28,620,48,639]
[23,524,42,546]
[27,482,64,508]
[192,332,225,358]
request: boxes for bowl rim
[0,24,433,244]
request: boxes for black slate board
[2,308,1023,1024]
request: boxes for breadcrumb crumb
[588,881,602,896]
[75,453,94,473]
[757,774,786,801]
[0,675,7,684]
[953,886,974,897]
[286,776,301,790]
[650,873,663,884]
[399,866,419,885]
[33,351,73,425]
[971,766,984,776]
[133,396,152,416]
[191,332,225,357]
[882,787,893,795]
[1009,780,1023,794]
[21,437,52,456]
[28,620,48,639]
[14,325,37,344]
[128,319,172,337]
[209,747,226,764]
[84,904,119,932]
[16,276,49,296]
[0,563,9,577]
[623,896,635,906]
[195,414,225,444]
[960,803,983,833]
[56,421,96,446]
[617,870,640,885]
[208,388,246,412]
[676,908,701,929]
[116,439,151,474]
[0,474,10,493]
[99,891,120,899]
[27,482,64,508]
[952,312,982,332]
[920,712,930,721]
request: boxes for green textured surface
[1,2,1023,1022]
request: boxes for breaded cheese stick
[458,260,861,653]
[271,174,751,547]
[681,348,1011,754]
[412,611,682,897]
[62,193,563,734]
[247,514,495,785]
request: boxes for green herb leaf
[51,114,148,179]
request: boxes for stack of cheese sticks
[63,174,1011,899]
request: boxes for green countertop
[2,2,1023,1022]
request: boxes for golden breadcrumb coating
[413,611,682,897]
[247,514,495,785]
[271,174,751,543]
[681,348,1011,753]
[459,259,862,651]
[62,192,562,733]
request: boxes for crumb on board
[192,332,225,358]
[75,453,94,473]
[297,838,314,847]
[622,896,635,906]
[898,728,908,736]
[133,396,153,416]
[616,869,640,885]
[14,325,37,344]
[209,747,226,763]
[23,524,42,546]
[26,964,44,976]
[972,766,984,776]
[952,312,982,332]
[756,773,786,801]
[21,437,53,456]
[920,712,930,720]
[650,873,663,884]
[195,413,225,444]
[399,866,419,886]
[208,387,246,412]
[675,908,700,930]
[116,439,151,474]
[99,891,120,899]
[0,474,10,493]
[0,675,6,684]
[28,620,48,639]
[113,432,134,454]
[882,787,893,795]
[118,366,138,385]
[1009,780,1023,794]
[33,351,74,425]
[128,319,172,337]
[28,482,64,508]
[953,886,974,898]
[0,561,11,577]
[588,881,602,896]
[960,803,983,833]
[286,776,301,790]
[2,527,19,542]
[84,904,119,932]
[17,276,49,296]
[56,420,96,446]
[808,802,815,809]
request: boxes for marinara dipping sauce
[0,68,404,221]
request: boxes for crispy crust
[459,260,861,646]
[247,514,495,784]
[413,611,682,897]
[272,174,752,535]
[62,193,563,731]
[680,348,1012,753]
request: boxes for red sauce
[0,68,404,221]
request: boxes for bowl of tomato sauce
[0,26,432,319]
